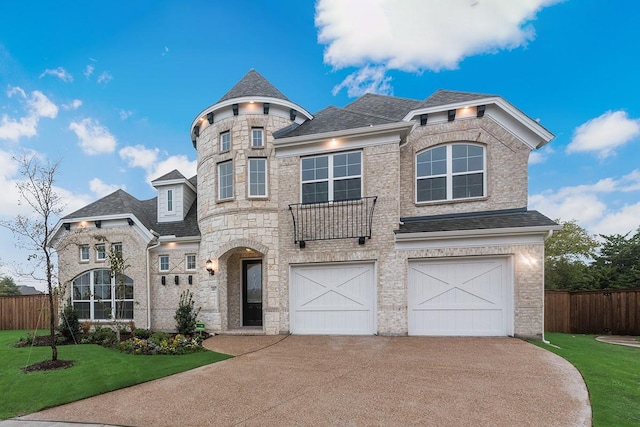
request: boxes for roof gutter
[394,225,562,242]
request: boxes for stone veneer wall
[55,223,150,329]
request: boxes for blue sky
[1,0,639,288]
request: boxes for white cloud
[39,67,73,82]
[0,88,58,141]
[84,64,95,78]
[68,118,117,155]
[530,169,640,236]
[162,46,169,56]
[566,110,640,158]
[97,71,113,84]
[119,109,133,120]
[89,178,125,198]
[316,0,560,95]
[332,65,393,97]
[119,144,196,183]
[62,99,83,110]
[529,146,554,165]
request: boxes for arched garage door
[408,257,512,336]
[290,262,376,335]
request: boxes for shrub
[174,290,201,335]
[82,326,117,347]
[132,328,152,339]
[118,334,205,355]
[58,301,82,343]
[150,332,172,346]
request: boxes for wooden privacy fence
[0,294,58,330]
[545,289,640,335]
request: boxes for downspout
[146,232,161,330]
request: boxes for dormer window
[251,128,264,148]
[416,143,485,203]
[167,189,173,212]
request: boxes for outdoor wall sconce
[161,276,166,286]
[205,259,216,275]
[358,236,366,245]
[188,275,193,285]
[94,220,102,228]
[448,109,456,122]
[299,240,306,249]
[290,108,297,121]
[127,218,135,226]
[193,125,200,137]
[232,104,239,116]
[174,275,179,285]
[263,102,270,115]
[420,114,428,126]
[477,105,486,118]
[63,223,71,231]
[207,112,214,124]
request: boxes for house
[51,69,558,338]
[18,285,43,295]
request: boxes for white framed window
[301,151,362,204]
[159,255,169,272]
[416,143,485,203]
[248,158,267,197]
[112,242,123,256]
[251,128,264,148]
[185,254,197,271]
[220,131,231,152]
[95,243,106,261]
[218,160,234,200]
[72,269,134,321]
[167,189,173,212]
[79,245,90,262]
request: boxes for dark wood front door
[242,260,262,326]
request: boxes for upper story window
[112,242,123,256]
[301,151,362,204]
[95,243,106,261]
[220,131,231,152]
[248,158,267,197]
[186,254,197,271]
[159,255,170,272]
[251,128,264,148]
[79,245,90,262]
[218,160,234,200]
[416,143,485,203]
[167,189,173,212]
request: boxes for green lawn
[535,333,640,427]
[1,330,232,420]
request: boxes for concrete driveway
[16,336,590,426]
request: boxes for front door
[242,260,262,326]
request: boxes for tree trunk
[48,287,57,361]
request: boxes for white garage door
[408,257,511,336]
[290,262,376,335]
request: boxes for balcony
[288,197,377,248]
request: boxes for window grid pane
[80,246,89,261]
[218,161,233,200]
[95,244,106,260]
[251,128,263,147]
[417,177,447,202]
[186,254,196,270]
[159,255,169,271]
[249,158,267,197]
[301,152,362,203]
[167,189,173,211]
[220,131,230,151]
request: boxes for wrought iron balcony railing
[288,196,377,248]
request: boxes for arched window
[416,143,485,203]
[71,269,134,321]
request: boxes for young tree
[103,238,131,342]
[0,155,64,361]
[0,276,21,295]
[544,219,599,290]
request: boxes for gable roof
[152,169,186,183]
[217,69,290,103]
[344,93,421,121]
[415,89,497,110]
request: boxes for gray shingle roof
[152,169,186,183]
[344,93,421,121]
[396,208,558,234]
[217,69,290,103]
[415,89,496,110]
[62,189,200,238]
[275,106,396,138]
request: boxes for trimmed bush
[174,290,201,335]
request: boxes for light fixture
[299,240,306,249]
[193,125,200,137]
[188,275,193,285]
[448,110,456,122]
[174,275,179,285]
[232,104,239,116]
[477,105,486,118]
[127,218,135,226]
[420,114,428,126]
[263,102,270,115]
[94,220,102,228]
[207,112,214,124]
[290,109,297,121]
[358,236,366,245]
[205,259,215,276]
[63,223,71,231]
[161,276,166,285]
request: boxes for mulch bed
[22,359,74,372]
